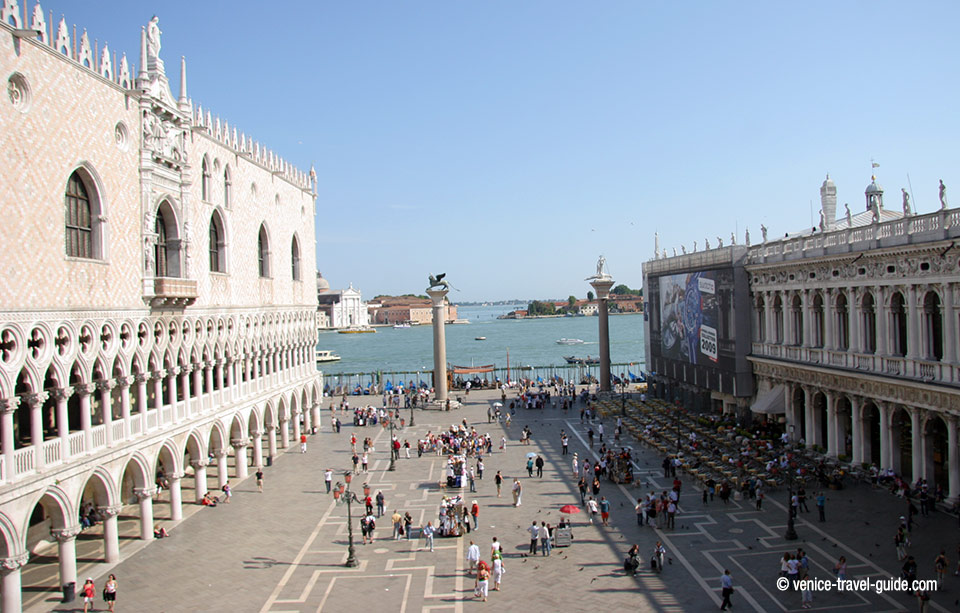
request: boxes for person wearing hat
[81,577,96,612]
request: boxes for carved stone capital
[165,472,183,482]
[1,552,29,571]
[97,504,122,518]
[179,364,194,375]
[51,387,74,402]
[231,438,248,449]
[151,369,167,380]
[73,383,96,397]
[96,380,116,393]
[211,450,228,459]
[22,391,49,408]
[133,373,149,385]
[189,459,207,470]
[115,376,133,389]
[250,430,263,439]
[134,487,158,500]
[49,524,83,542]
[0,397,21,415]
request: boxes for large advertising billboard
[658,271,719,365]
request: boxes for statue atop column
[585,255,611,281]
[427,273,449,292]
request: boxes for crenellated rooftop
[1,1,315,192]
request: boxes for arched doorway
[21,489,73,608]
[836,396,853,458]
[183,431,207,504]
[792,386,806,443]
[119,454,153,540]
[862,402,882,466]
[813,392,828,449]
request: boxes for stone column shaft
[850,397,863,464]
[428,288,450,402]
[948,418,960,503]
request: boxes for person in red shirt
[300,433,308,453]
[471,501,480,531]
[81,578,96,612]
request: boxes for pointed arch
[291,233,301,281]
[257,223,271,278]
[209,207,227,273]
[154,199,181,278]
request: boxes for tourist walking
[475,565,490,601]
[422,521,435,552]
[816,491,826,522]
[361,452,369,472]
[471,500,480,530]
[587,497,599,523]
[636,497,646,526]
[561,433,569,455]
[256,467,264,493]
[221,482,232,504]
[376,491,385,517]
[477,458,484,479]
[528,521,539,554]
[469,467,477,492]
[600,496,611,526]
[719,569,733,611]
[495,471,503,497]
[404,511,413,540]
[578,477,587,505]
[492,552,505,590]
[392,510,403,539]
[572,453,579,477]
[81,578,96,613]
[300,433,308,453]
[598,422,604,443]
[935,550,949,581]
[324,468,333,493]
[466,540,480,574]
[103,573,118,612]
[526,456,534,477]
[535,455,544,478]
[513,479,523,506]
[834,556,847,580]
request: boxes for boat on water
[475,336,486,341]
[338,327,376,334]
[315,349,342,363]
[564,355,600,365]
[556,338,584,345]
[393,323,411,329]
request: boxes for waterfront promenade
[26,387,960,612]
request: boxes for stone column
[215,359,226,407]
[1,552,29,613]
[850,396,863,464]
[204,363,215,409]
[311,403,321,434]
[75,383,94,451]
[180,365,192,420]
[25,392,47,469]
[825,392,838,457]
[948,416,959,503]
[215,450,229,488]
[292,412,301,443]
[97,381,115,446]
[51,525,82,592]
[590,276,615,392]
[225,357,235,403]
[166,472,183,521]
[850,289,861,353]
[117,376,132,440]
[135,373,149,434]
[823,290,835,350]
[152,370,165,415]
[53,388,72,460]
[279,418,289,449]
[166,367,179,424]
[135,487,156,541]
[909,408,923,484]
[251,430,263,469]
[801,290,812,348]
[0,398,19,480]
[876,286,889,357]
[232,440,249,479]
[943,283,956,365]
[878,402,892,469]
[192,365,203,413]
[98,504,122,562]
[427,288,450,402]
[191,460,208,503]
[267,424,278,460]
[802,386,815,448]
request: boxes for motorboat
[315,350,342,363]
[338,327,375,334]
[564,356,600,365]
[393,323,411,329]
[475,336,486,341]
[556,338,585,345]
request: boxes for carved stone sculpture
[427,273,449,291]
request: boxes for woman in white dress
[491,553,505,590]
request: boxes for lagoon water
[316,304,646,377]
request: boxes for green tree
[567,295,577,308]
[612,284,643,296]
[587,291,594,301]
[527,300,556,316]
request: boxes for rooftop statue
[744,227,750,246]
[940,180,948,210]
[902,188,912,216]
[760,225,768,242]
[845,203,852,226]
[147,16,162,58]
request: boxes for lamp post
[675,399,682,454]
[334,471,360,567]
[409,389,416,427]
[388,413,396,472]
[620,374,626,417]
[785,460,799,540]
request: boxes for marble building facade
[0,6,322,610]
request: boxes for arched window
[258,224,270,278]
[154,203,180,278]
[891,292,907,357]
[201,156,211,201]
[755,296,766,342]
[812,294,824,348]
[223,165,232,208]
[862,293,877,354]
[209,211,225,273]
[923,291,943,361]
[836,292,849,350]
[791,295,803,346]
[65,172,92,258]
[291,235,301,281]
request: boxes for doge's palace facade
[0,6,321,610]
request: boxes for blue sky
[38,1,960,301]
